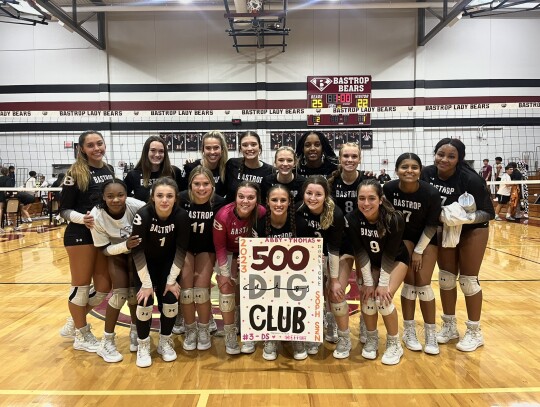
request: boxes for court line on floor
[1,387,540,397]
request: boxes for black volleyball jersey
[179,159,226,197]
[60,165,115,214]
[131,204,189,267]
[178,190,226,253]
[297,160,337,179]
[421,165,495,228]
[224,158,274,202]
[345,209,406,270]
[331,171,367,215]
[383,179,441,242]
[260,173,306,204]
[124,166,183,202]
[295,203,344,256]
[254,215,294,238]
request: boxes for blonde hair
[188,165,215,205]
[201,131,228,183]
[301,175,335,230]
[328,142,361,189]
[66,131,105,192]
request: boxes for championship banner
[239,237,324,343]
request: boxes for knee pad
[330,301,349,317]
[193,287,210,304]
[88,286,108,307]
[127,287,138,306]
[377,300,395,316]
[219,293,235,313]
[136,305,153,322]
[416,285,435,301]
[459,275,482,296]
[162,302,178,318]
[439,269,457,290]
[401,283,417,301]
[180,288,194,305]
[361,298,377,316]
[108,288,128,310]
[69,285,90,307]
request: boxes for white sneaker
[381,335,404,365]
[73,324,99,353]
[172,313,185,335]
[305,342,320,355]
[97,332,123,363]
[424,323,440,355]
[362,330,379,360]
[241,341,256,354]
[129,324,138,352]
[224,324,240,355]
[506,215,516,221]
[263,341,277,361]
[333,330,352,359]
[402,320,422,351]
[437,314,459,344]
[456,321,484,352]
[157,334,177,362]
[293,341,308,360]
[183,323,198,351]
[494,215,502,221]
[208,315,218,334]
[59,316,75,339]
[325,312,338,343]
[359,315,367,344]
[136,337,152,368]
[197,323,212,351]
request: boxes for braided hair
[295,131,338,168]
[264,183,296,237]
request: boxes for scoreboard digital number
[307,75,371,127]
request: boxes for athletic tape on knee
[127,287,137,306]
[439,269,457,290]
[459,275,482,296]
[88,286,108,307]
[416,285,435,301]
[401,283,417,301]
[377,301,395,316]
[136,305,153,321]
[69,285,90,307]
[108,288,128,310]
[180,288,194,305]
[162,302,178,318]
[330,301,349,317]
[361,298,377,315]
[219,293,235,313]
[193,287,210,304]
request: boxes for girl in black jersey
[327,142,367,357]
[90,179,145,363]
[179,131,228,197]
[346,179,409,365]
[261,146,306,204]
[131,177,190,367]
[296,175,344,357]
[255,184,307,361]
[295,131,338,178]
[59,131,114,353]
[383,153,442,355]
[176,166,225,352]
[124,136,183,202]
[224,131,273,202]
[421,138,494,352]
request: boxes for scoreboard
[307,75,371,127]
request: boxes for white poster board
[239,237,324,343]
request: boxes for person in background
[377,169,391,185]
[494,165,513,221]
[494,157,503,181]
[481,159,492,182]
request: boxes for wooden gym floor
[0,218,539,406]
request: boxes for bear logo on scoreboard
[310,77,333,92]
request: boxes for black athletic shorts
[63,222,94,246]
